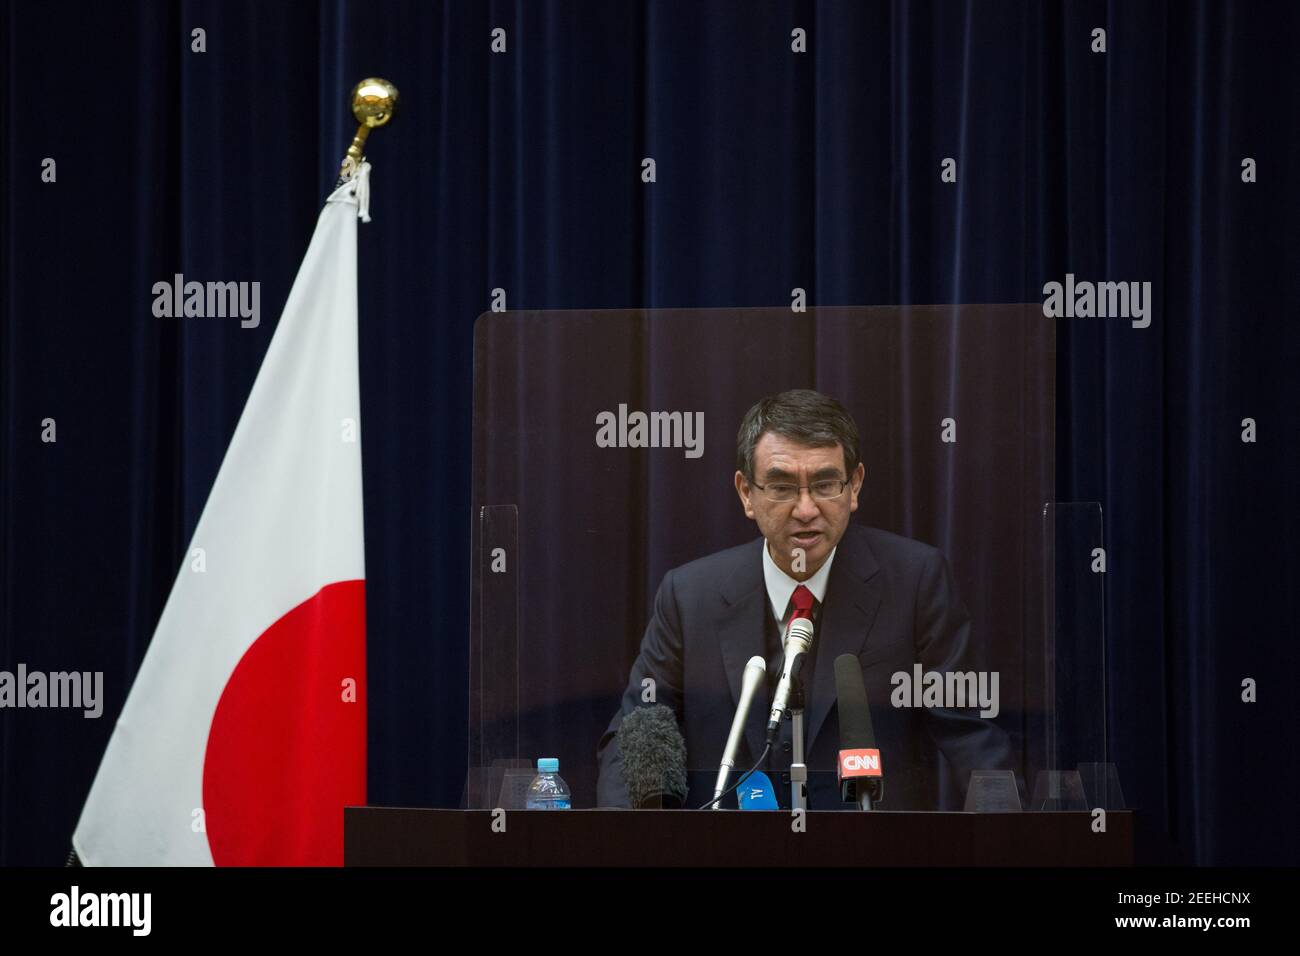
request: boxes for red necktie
[790,584,815,622]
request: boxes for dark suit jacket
[596,522,1014,809]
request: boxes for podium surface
[344,808,1133,867]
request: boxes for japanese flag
[72,169,372,865]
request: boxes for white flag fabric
[73,168,372,866]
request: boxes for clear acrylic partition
[1027,502,1121,810]
[464,505,521,810]
[465,306,1105,813]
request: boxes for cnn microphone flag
[72,166,374,866]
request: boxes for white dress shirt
[762,540,837,635]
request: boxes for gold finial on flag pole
[339,78,399,180]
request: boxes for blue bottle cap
[537,758,559,773]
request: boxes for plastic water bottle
[525,758,571,809]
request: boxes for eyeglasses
[750,479,850,503]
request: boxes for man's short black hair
[735,389,861,482]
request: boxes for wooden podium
[343,808,1133,866]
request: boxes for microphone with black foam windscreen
[766,616,815,744]
[711,655,768,809]
[834,653,884,810]
[617,704,689,809]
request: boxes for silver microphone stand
[789,675,808,811]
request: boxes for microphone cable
[697,743,772,810]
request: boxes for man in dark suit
[596,388,1014,810]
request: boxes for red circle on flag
[203,580,366,866]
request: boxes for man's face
[734,432,865,581]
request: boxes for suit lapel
[717,539,770,766]
[805,525,883,750]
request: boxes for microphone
[834,653,884,810]
[766,616,815,744]
[736,770,779,810]
[711,655,768,809]
[617,704,688,809]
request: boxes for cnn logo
[839,749,882,776]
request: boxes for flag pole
[338,77,399,182]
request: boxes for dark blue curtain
[2,0,1296,865]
